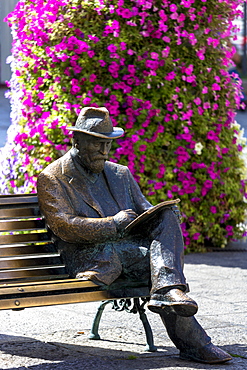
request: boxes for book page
[124,198,180,235]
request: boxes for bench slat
[0,279,97,295]
[0,267,67,281]
[0,290,111,310]
[0,286,149,310]
[0,252,60,260]
[0,195,38,205]
[0,244,55,256]
[0,256,63,269]
[0,264,65,272]
[0,233,50,245]
[0,219,46,232]
[0,278,94,288]
[0,207,41,220]
[0,274,70,285]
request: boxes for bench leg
[89,298,157,352]
[88,300,112,340]
[133,298,157,352]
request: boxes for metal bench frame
[0,193,156,351]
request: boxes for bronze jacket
[37,150,152,284]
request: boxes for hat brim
[68,127,124,139]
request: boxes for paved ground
[0,251,246,370]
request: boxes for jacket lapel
[104,162,127,211]
[61,151,105,217]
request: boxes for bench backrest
[0,194,68,283]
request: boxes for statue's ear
[72,134,78,148]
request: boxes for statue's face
[75,134,112,173]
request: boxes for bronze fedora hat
[68,107,124,139]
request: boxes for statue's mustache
[92,156,108,161]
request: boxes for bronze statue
[37,107,231,364]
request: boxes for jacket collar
[61,150,122,216]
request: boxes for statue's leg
[149,207,187,293]
[147,208,198,317]
[159,309,232,364]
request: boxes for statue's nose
[100,143,108,155]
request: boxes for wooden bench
[0,193,156,351]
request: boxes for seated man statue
[37,107,231,364]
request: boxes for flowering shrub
[1,0,247,251]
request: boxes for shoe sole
[180,353,232,364]
[148,300,198,317]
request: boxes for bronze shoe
[180,342,232,364]
[148,288,198,317]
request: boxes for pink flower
[131,135,139,143]
[145,60,159,70]
[150,52,159,60]
[222,148,229,154]
[196,49,205,60]
[198,107,204,115]
[170,4,177,12]
[107,44,117,53]
[83,97,91,105]
[207,130,219,142]
[188,33,197,45]
[120,42,126,50]
[212,83,221,91]
[193,97,201,105]
[157,163,166,178]
[87,50,95,58]
[203,180,213,189]
[207,37,220,48]
[190,197,201,202]
[167,103,174,112]
[139,144,147,152]
[121,8,133,19]
[70,85,80,94]
[163,36,170,43]
[93,84,103,94]
[10,180,16,188]
[203,102,211,109]
[89,74,97,82]
[210,206,217,214]
[167,190,173,198]
[37,91,44,99]
[165,71,176,80]
[225,225,233,236]
[162,46,170,58]
[128,65,136,74]
[98,60,106,67]
[185,64,194,75]
[44,156,52,162]
[154,181,165,190]
[192,233,200,240]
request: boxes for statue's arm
[37,173,117,244]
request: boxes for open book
[124,198,181,235]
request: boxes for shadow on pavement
[0,333,245,370]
